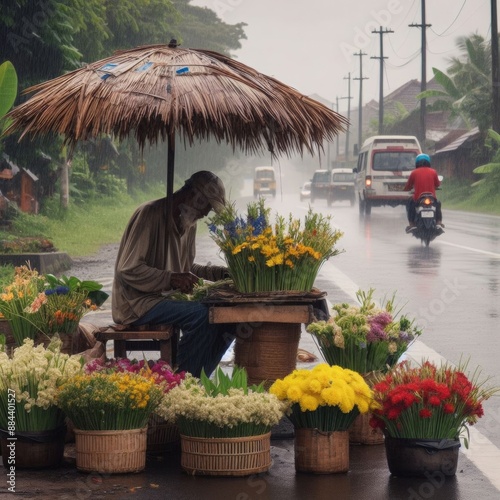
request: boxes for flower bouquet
[0,266,108,349]
[307,288,421,375]
[0,337,83,468]
[269,363,373,473]
[0,265,45,345]
[27,273,108,343]
[207,199,343,292]
[157,366,285,475]
[57,369,163,473]
[369,360,500,476]
[84,357,186,453]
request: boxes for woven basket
[181,432,271,476]
[294,428,349,474]
[74,427,147,473]
[234,322,300,388]
[147,414,180,453]
[349,412,384,445]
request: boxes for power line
[430,0,467,37]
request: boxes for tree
[417,33,493,131]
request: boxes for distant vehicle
[330,168,356,206]
[354,135,421,216]
[300,181,312,201]
[253,166,276,198]
[310,169,331,204]
[310,168,355,206]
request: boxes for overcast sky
[191,0,492,113]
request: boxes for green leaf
[487,128,500,145]
[0,61,17,119]
[473,163,500,174]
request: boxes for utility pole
[371,27,394,134]
[336,96,340,159]
[410,0,431,145]
[341,73,353,162]
[353,50,368,153]
[492,0,500,132]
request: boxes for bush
[0,237,56,254]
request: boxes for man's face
[179,192,211,230]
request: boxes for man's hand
[170,272,200,294]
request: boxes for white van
[354,135,421,215]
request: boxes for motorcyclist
[404,153,443,232]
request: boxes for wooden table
[205,288,324,387]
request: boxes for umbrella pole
[166,129,175,256]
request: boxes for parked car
[300,181,311,201]
[253,166,276,197]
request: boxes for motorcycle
[407,192,444,247]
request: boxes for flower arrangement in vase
[0,337,83,468]
[307,288,421,374]
[207,199,343,292]
[369,359,500,477]
[269,363,373,473]
[57,368,163,473]
[157,366,285,475]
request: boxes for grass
[440,179,500,215]
[0,185,166,258]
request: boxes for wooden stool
[96,324,179,366]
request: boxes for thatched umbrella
[4,40,347,218]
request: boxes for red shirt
[404,167,441,201]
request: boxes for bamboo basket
[180,432,271,476]
[74,427,147,473]
[294,428,349,474]
[349,412,384,445]
[234,322,300,388]
[147,414,180,453]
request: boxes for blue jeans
[132,300,235,377]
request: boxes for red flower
[428,395,442,406]
[443,403,455,414]
[419,408,432,418]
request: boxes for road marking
[438,240,500,259]
[320,260,500,492]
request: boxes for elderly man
[112,171,233,376]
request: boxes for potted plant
[269,363,373,473]
[207,199,343,293]
[57,368,162,473]
[307,288,422,444]
[156,366,285,476]
[369,359,500,477]
[84,357,186,453]
[0,337,83,468]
